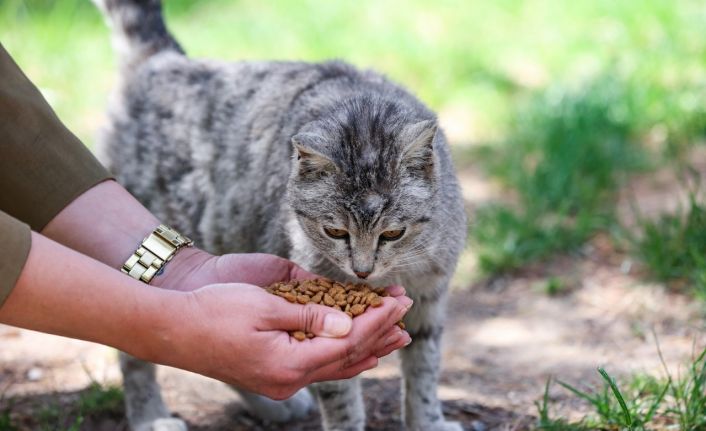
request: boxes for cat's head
[287,97,438,281]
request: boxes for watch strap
[121,224,193,283]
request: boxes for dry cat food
[265,278,406,340]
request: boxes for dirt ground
[2,147,706,430]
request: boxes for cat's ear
[292,133,338,177]
[399,120,437,177]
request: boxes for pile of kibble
[265,278,405,341]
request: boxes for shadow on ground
[0,377,532,431]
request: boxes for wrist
[125,287,193,365]
[149,247,215,291]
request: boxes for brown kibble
[311,292,323,303]
[265,278,393,340]
[397,321,406,330]
[350,304,366,316]
[323,293,335,306]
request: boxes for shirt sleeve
[0,43,112,304]
[0,211,31,307]
[0,43,112,231]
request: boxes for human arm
[0,231,410,399]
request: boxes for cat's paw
[409,420,464,431]
[133,418,188,431]
[431,420,464,431]
[244,388,316,422]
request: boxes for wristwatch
[121,224,193,283]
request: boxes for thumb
[264,300,353,337]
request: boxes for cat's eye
[380,229,406,241]
[324,227,349,239]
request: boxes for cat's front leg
[400,282,461,431]
[312,378,365,431]
[119,352,188,431]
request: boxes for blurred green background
[1,0,705,290]
[3,0,705,147]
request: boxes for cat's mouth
[342,265,386,283]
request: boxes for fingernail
[384,333,400,346]
[404,335,412,346]
[397,296,413,311]
[386,284,406,296]
[322,313,352,337]
[384,328,403,346]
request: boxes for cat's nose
[354,271,371,279]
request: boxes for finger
[337,296,412,365]
[385,284,406,297]
[373,328,412,359]
[261,299,352,337]
[278,296,412,372]
[307,355,379,383]
[217,253,295,287]
[313,296,411,367]
[287,261,319,282]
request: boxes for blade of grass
[597,367,632,428]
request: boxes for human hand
[151,249,319,292]
[157,282,412,399]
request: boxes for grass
[536,347,706,430]
[629,173,706,299]
[2,0,706,147]
[469,68,706,276]
[470,76,650,274]
[0,383,123,431]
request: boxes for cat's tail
[92,0,183,72]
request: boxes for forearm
[0,231,180,363]
[40,180,307,291]
[42,180,162,268]
[41,180,209,289]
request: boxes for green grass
[630,176,706,298]
[469,66,706,276]
[2,0,706,148]
[536,348,706,430]
[470,76,650,274]
[0,383,123,431]
[0,409,15,431]
[76,382,123,417]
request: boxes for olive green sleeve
[0,43,112,231]
[0,211,31,307]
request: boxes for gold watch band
[121,224,193,283]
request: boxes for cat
[94,1,467,430]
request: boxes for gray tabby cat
[94,1,466,430]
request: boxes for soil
[2,146,705,431]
